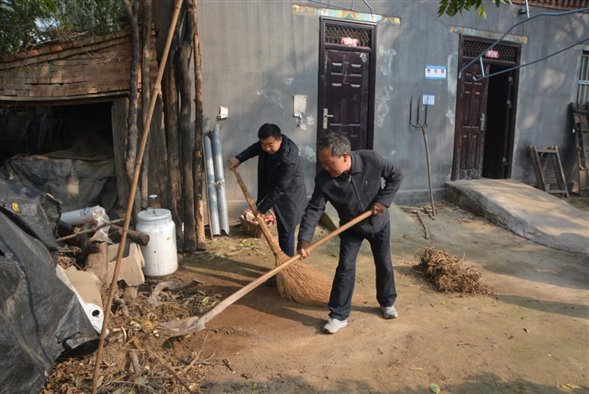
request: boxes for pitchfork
[409,96,436,218]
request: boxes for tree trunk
[124,0,141,217]
[176,6,197,252]
[189,0,206,250]
[150,96,171,213]
[162,48,183,249]
[140,0,152,209]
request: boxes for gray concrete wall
[196,0,589,216]
[199,1,319,213]
[507,7,588,185]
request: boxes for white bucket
[136,208,178,277]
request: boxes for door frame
[317,17,377,150]
[452,35,521,180]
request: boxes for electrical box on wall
[422,94,435,106]
[218,106,228,119]
[293,95,307,117]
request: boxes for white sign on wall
[425,65,447,80]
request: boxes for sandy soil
[168,202,589,393]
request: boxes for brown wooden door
[318,19,375,151]
[452,61,490,180]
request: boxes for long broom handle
[195,210,373,328]
[232,169,283,257]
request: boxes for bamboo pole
[91,1,183,392]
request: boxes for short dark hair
[258,123,282,140]
[317,131,351,156]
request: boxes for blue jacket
[298,150,403,241]
[235,135,306,232]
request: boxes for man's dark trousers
[265,215,295,287]
[328,221,397,320]
[276,214,295,257]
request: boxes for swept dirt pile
[414,247,493,295]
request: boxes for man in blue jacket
[229,123,306,259]
[297,132,403,334]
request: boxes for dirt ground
[46,200,588,393]
[174,201,588,393]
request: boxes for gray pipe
[204,133,221,236]
[211,123,230,235]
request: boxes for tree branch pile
[414,248,493,296]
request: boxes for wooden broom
[158,209,373,337]
[232,169,332,305]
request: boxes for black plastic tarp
[0,175,98,393]
[4,133,115,212]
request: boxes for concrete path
[445,179,589,254]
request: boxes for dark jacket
[235,135,306,232]
[298,150,403,241]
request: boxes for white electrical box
[293,95,307,116]
[422,94,435,106]
[218,106,229,119]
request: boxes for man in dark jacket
[297,132,403,334]
[229,123,306,257]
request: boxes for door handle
[323,108,334,129]
[480,113,486,131]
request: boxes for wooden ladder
[529,145,569,199]
[569,103,589,194]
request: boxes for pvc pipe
[203,134,221,235]
[61,206,108,226]
[211,123,230,235]
[60,205,111,242]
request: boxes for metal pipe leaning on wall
[203,133,221,236]
[210,123,230,235]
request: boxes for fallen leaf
[430,383,441,393]
[560,383,581,391]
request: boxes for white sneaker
[379,305,398,319]
[322,318,348,334]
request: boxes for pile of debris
[44,278,220,393]
[46,210,220,392]
[0,169,222,392]
[414,247,493,296]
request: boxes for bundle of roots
[414,247,493,296]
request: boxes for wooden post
[177,5,197,252]
[150,96,172,212]
[162,50,184,250]
[124,0,141,217]
[190,0,206,250]
[111,97,131,211]
[140,0,153,209]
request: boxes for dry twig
[145,348,196,394]
[414,248,492,295]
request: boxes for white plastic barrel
[136,208,178,277]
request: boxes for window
[578,51,589,105]
[325,23,372,48]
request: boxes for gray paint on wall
[195,0,589,216]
